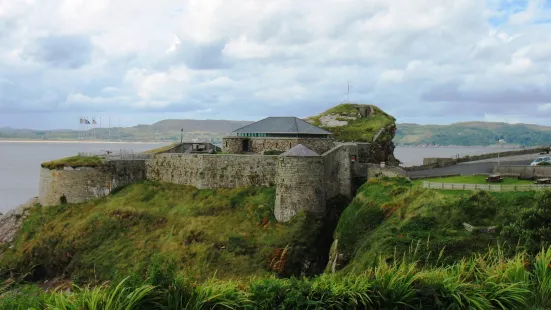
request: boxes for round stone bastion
[274,144,326,222]
[38,166,112,206]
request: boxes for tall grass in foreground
[8,247,551,309]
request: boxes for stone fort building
[223,117,335,155]
[38,116,398,222]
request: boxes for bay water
[0,141,167,213]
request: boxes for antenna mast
[347,81,350,102]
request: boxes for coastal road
[406,153,541,178]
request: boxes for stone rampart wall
[323,143,357,200]
[38,143,362,223]
[146,154,278,188]
[38,160,147,206]
[38,167,111,206]
[223,137,246,153]
[222,137,335,155]
[250,138,335,155]
[275,156,325,222]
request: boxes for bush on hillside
[502,190,551,254]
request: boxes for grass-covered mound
[307,103,396,142]
[333,177,549,273]
[307,103,399,164]
[41,155,103,170]
[0,182,328,284]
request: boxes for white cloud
[508,0,545,25]
[379,70,405,83]
[537,103,551,112]
[2,0,551,129]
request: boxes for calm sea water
[0,142,167,213]
[0,142,514,213]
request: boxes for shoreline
[0,140,169,144]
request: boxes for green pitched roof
[232,117,332,135]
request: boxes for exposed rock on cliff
[306,103,399,164]
[0,198,39,244]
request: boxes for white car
[530,156,551,166]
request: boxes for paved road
[407,153,541,178]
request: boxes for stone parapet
[146,154,278,188]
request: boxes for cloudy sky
[1,0,551,129]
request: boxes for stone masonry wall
[222,137,247,153]
[356,143,372,163]
[105,160,148,189]
[323,143,358,200]
[38,160,147,206]
[146,154,278,188]
[39,167,112,206]
[250,138,335,155]
[275,156,325,222]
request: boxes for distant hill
[395,122,551,146]
[149,119,253,132]
[3,116,551,147]
[0,119,254,142]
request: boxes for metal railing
[78,150,153,161]
[422,181,551,192]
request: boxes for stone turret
[274,145,325,222]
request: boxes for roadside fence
[422,181,551,192]
[78,150,153,161]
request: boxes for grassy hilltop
[307,103,399,164]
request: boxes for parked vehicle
[530,156,551,166]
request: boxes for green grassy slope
[395,122,551,146]
[0,182,326,283]
[333,178,543,273]
[307,103,396,142]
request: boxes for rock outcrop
[0,198,39,244]
[306,103,399,165]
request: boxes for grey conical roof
[232,117,332,135]
[281,144,320,157]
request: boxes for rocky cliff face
[306,103,399,165]
[0,198,39,245]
